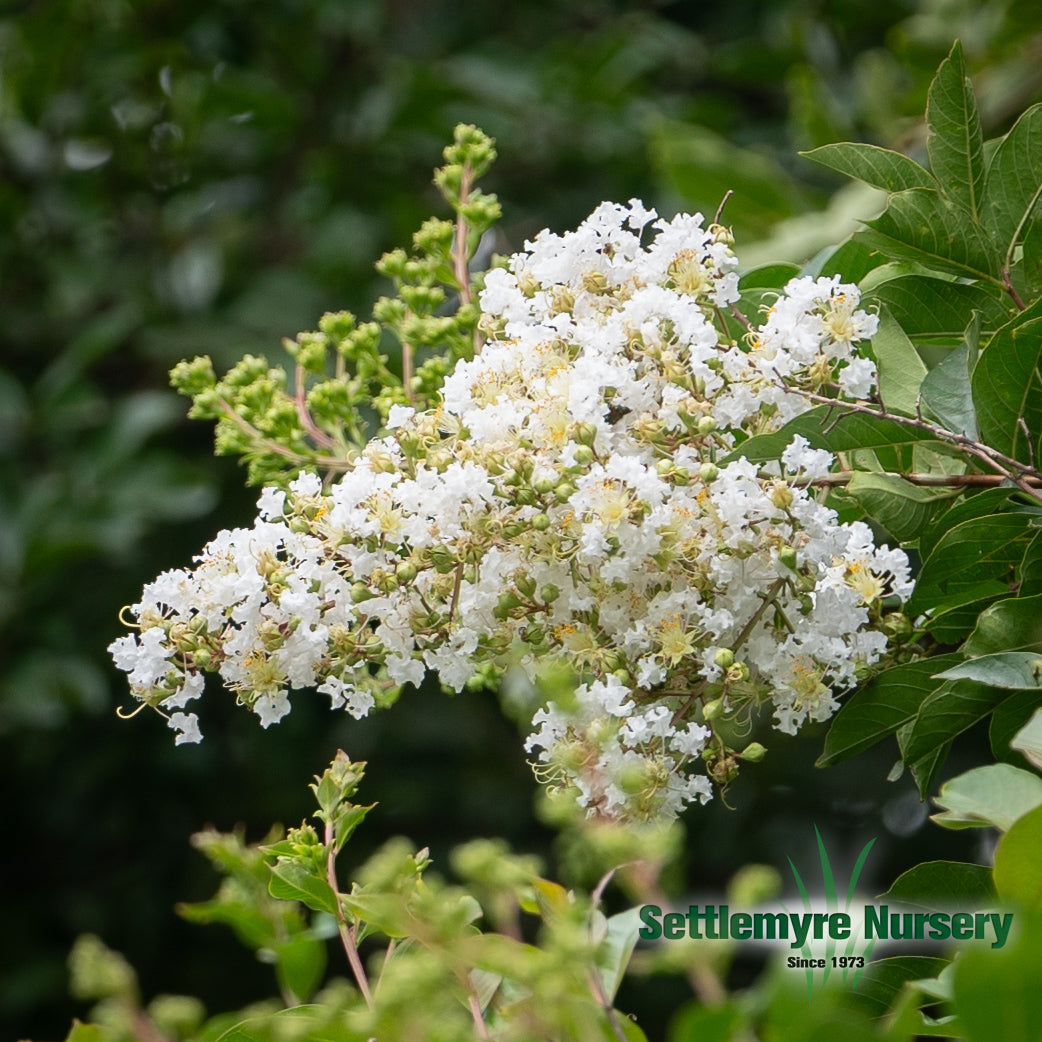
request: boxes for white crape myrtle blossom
[111,199,910,823]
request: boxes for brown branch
[325,819,374,1009]
[217,399,353,472]
[1002,266,1028,311]
[294,364,336,448]
[800,470,1042,489]
[778,385,1042,505]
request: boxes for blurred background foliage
[4,0,1042,1036]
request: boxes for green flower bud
[778,546,799,571]
[739,741,767,763]
[713,648,735,669]
[696,415,717,435]
[531,512,552,532]
[396,561,419,583]
[572,444,595,466]
[702,697,724,721]
[540,583,560,604]
[350,582,374,603]
[429,546,457,574]
[575,421,598,447]
[699,462,719,483]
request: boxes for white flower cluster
[110,200,910,822]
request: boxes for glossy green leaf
[982,103,1042,265]
[926,41,986,219]
[906,513,1034,616]
[900,678,1009,766]
[965,595,1042,655]
[917,487,1021,562]
[867,275,1008,341]
[993,804,1042,907]
[971,311,1042,465]
[853,956,949,1018]
[817,656,960,767]
[907,737,954,799]
[729,405,936,469]
[802,142,935,193]
[861,189,999,282]
[935,652,1042,689]
[268,862,339,917]
[877,860,996,910]
[990,691,1042,760]
[920,320,979,438]
[931,763,1042,830]
[873,307,927,416]
[845,472,954,541]
[1011,708,1042,769]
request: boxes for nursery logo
[638,828,1014,998]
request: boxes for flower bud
[696,415,717,435]
[572,444,595,466]
[713,648,735,669]
[699,462,719,484]
[531,512,551,532]
[702,697,724,721]
[739,742,767,763]
[574,421,598,447]
[778,546,799,571]
[540,583,560,604]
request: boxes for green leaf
[953,916,1042,1042]
[873,307,928,416]
[907,738,954,799]
[900,677,1009,765]
[971,310,1042,465]
[814,236,887,283]
[1011,708,1042,769]
[597,907,643,1003]
[268,862,339,917]
[994,804,1042,907]
[845,472,955,542]
[918,487,1021,562]
[738,263,802,289]
[991,691,1042,761]
[861,189,999,282]
[817,656,960,767]
[936,651,1042,689]
[853,956,950,1018]
[878,860,996,910]
[982,103,1042,267]
[920,318,979,438]
[927,41,986,219]
[868,275,1008,342]
[906,512,1035,617]
[932,763,1042,830]
[64,1023,104,1042]
[729,405,936,470]
[274,932,328,1003]
[801,142,935,193]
